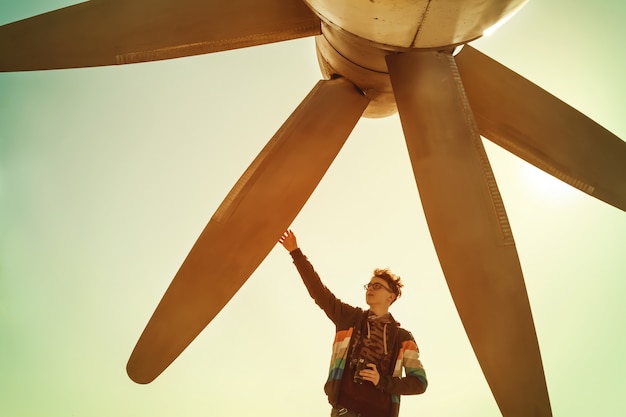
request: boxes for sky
[1,1,625,416]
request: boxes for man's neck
[369,305,389,316]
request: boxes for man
[279,230,427,417]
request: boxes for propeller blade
[126,77,369,384]
[387,51,552,416]
[456,45,626,211]
[0,0,320,71]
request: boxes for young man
[279,230,427,417]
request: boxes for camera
[352,358,369,383]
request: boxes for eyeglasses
[364,282,393,293]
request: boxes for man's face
[365,277,396,307]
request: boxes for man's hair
[373,268,404,302]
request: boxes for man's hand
[279,229,299,252]
[360,363,381,386]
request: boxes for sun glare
[521,163,578,203]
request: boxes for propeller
[456,46,626,211]
[387,50,552,416]
[3,1,625,416]
[126,76,369,383]
[0,0,320,71]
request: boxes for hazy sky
[1,1,625,416]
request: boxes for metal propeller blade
[387,51,552,416]
[126,77,369,384]
[456,45,626,211]
[0,0,320,71]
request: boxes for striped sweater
[290,249,427,417]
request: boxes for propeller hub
[310,0,527,118]
[314,23,398,118]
